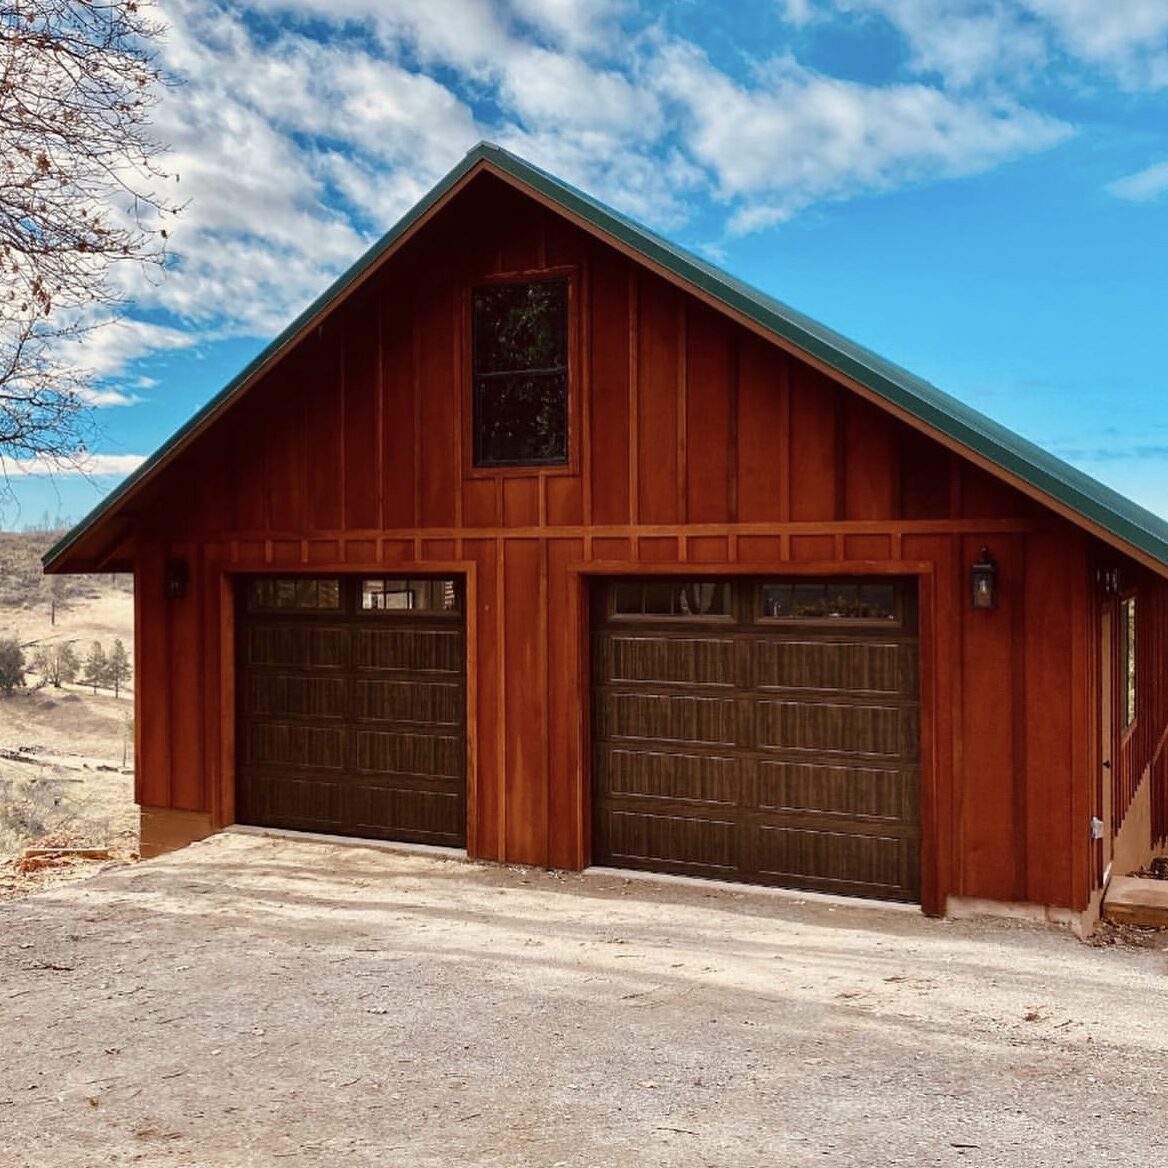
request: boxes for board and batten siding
[126,173,1109,914]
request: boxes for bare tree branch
[0,0,178,463]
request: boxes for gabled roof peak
[44,142,1168,574]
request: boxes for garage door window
[760,580,897,624]
[611,579,732,619]
[247,577,341,611]
[361,578,459,614]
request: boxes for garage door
[593,577,920,901]
[237,576,466,846]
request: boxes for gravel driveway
[1,831,1165,1167]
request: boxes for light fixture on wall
[970,546,997,610]
[164,557,189,600]
[1096,567,1120,598]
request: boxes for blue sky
[5,0,1168,528]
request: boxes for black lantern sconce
[970,546,997,610]
[1096,567,1120,598]
[164,557,189,601]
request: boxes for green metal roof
[45,140,1168,573]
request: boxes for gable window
[1121,595,1137,729]
[472,278,568,467]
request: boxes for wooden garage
[44,142,1168,928]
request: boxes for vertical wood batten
[676,297,688,524]
[201,547,223,827]
[547,539,585,867]
[503,537,546,864]
[628,270,640,553]
[168,540,204,812]
[1011,535,1030,902]
[958,531,1019,901]
[135,545,170,808]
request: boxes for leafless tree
[0,1,177,464]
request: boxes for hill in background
[0,530,132,611]
[0,530,136,874]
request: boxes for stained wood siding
[127,172,1112,912]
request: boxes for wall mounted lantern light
[970,546,997,610]
[1096,567,1120,598]
[164,557,189,601]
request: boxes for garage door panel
[598,692,738,746]
[755,698,916,760]
[752,638,913,695]
[353,627,462,673]
[755,823,911,897]
[600,809,738,875]
[757,760,918,822]
[354,678,462,726]
[600,746,739,805]
[239,774,345,832]
[349,783,464,844]
[242,722,347,769]
[246,625,348,669]
[245,673,348,719]
[597,634,737,687]
[354,729,463,780]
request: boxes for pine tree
[0,636,25,695]
[107,639,131,698]
[83,641,108,694]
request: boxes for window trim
[464,266,580,479]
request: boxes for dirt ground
[1,832,1165,1168]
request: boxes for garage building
[45,143,1168,928]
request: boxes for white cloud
[68,318,195,379]
[55,0,1077,389]
[499,45,661,134]
[492,125,705,228]
[797,0,1168,91]
[649,40,1071,230]
[831,0,1046,89]
[1107,160,1168,202]
[507,0,627,50]
[1019,0,1168,89]
[78,388,141,408]
[2,453,148,478]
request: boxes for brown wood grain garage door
[237,576,466,846]
[593,578,920,901]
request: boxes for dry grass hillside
[0,531,137,883]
